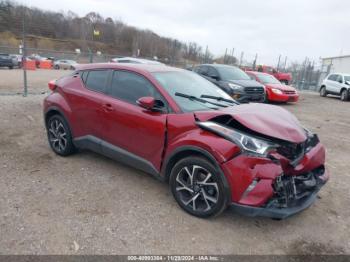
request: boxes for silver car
[54,60,78,70]
[320,73,350,101]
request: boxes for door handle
[102,103,114,112]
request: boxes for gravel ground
[0,70,349,255]
[0,68,70,94]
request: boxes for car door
[99,70,168,172]
[65,69,111,141]
[334,75,344,94]
[326,74,337,93]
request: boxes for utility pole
[276,54,281,71]
[239,51,244,67]
[22,7,28,97]
[223,48,227,64]
[230,48,235,64]
[253,53,258,70]
[205,45,208,63]
[283,56,288,71]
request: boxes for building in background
[318,54,350,87]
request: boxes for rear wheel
[320,86,327,97]
[54,65,60,70]
[46,114,75,156]
[340,89,349,101]
[169,157,228,218]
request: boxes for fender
[161,145,232,201]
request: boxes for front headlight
[198,121,277,157]
[271,88,283,94]
[228,83,244,90]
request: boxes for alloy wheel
[175,165,219,212]
[48,119,67,153]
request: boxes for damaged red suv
[44,63,329,219]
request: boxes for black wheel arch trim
[44,106,70,128]
[162,145,231,201]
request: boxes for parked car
[193,64,265,103]
[320,73,350,101]
[9,54,22,68]
[54,60,78,70]
[0,53,16,69]
[246,71,299,103]
[110,57,164,65]
[44,63,329,219]
[256,65,292,85]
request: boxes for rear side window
[85,70,109,93]
[328,74,337,81]
[110,70,161,105]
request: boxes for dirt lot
[0,69,349,255]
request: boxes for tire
[46,114,75,156]
[54,65,60,70]
[9,66,13,69]
[169,156,229,218]
[320,86,327,97]
[263,92,269,103]
[70,66,75,70]
[340,89,349,101]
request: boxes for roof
[200,63,239,68]
[246,70,270,76]
[111,57,164,65]
[322,54,350,60]
[75,63,183,73]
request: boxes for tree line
[0,0,213,62]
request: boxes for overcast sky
[23,0,350,65]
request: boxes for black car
[193,64,265,102]
[0,53,15,69]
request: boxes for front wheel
[340,89,349,101]
[46,114,75,156]
[320,86,327,97]
[169,157,229,218]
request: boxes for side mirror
[137,96,165,112]
[338,79,343,84]
[346,81,350,85]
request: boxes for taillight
[48,80,57,91]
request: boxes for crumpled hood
[195,103,307,143]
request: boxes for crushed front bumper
[221,141,329,219]
[229,167,329,219]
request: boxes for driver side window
[110,70,166,107]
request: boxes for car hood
[265,83,296,91]
[195,103,306,143]
[226,79,264,87]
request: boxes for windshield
[256,73,280,84]
[217,66,251,81]
[153,70,233,112]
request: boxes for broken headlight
[198,121,278,157]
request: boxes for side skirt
[73,135,162,180]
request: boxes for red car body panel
[247,71,299,103]
[195,103,306,143]
[43,63,329,219]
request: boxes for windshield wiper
[175,92,228,108]
[200,94,239,105]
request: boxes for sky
[23,0,350,66]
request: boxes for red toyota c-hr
[43,63,329,219]
[247,71,299,103]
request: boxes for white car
[110,57,164,65]
[320,73,350,101]
[54,60,78,70]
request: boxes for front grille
[283,90,296,94]
[244,86,265,95]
